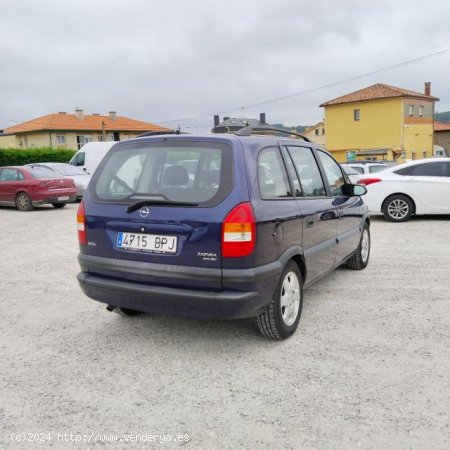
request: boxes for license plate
[117,232,177,254]
[57,196,69,201]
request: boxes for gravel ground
[1,204,449,449]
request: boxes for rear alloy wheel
[256,261,303,340]
[347,223,370,270]
[52,203,66,209]
[382,194,413,222]
[15,192,33,211]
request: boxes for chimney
[425,82,431,96]
[58,111,66,115]
[214,115,220,126]
[75,108,84,120]
[259,112,266,125]
[109,111,117,120]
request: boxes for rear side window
[409,162,449,177]
[350,166,364,174]
[286,146,326,197]
[394,166,413,176]
[91,141,232,205]
[257,147,292,198]
[369,165,387,173]
[0,168,20,181]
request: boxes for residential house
[0,109,172,150]
[320,83,439,162]
[434,121,450,156]
[303,121,326,146]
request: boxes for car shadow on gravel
[94,311,270,344]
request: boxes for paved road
[1,204,449,449]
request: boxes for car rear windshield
[51,164,86,176]
[27,167,60,179]
[90,140,233,206]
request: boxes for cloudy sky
[1,0,450,132]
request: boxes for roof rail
[234,125,311,142]
[137,130,186,137]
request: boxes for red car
[0,166,77,211]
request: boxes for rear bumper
[33,192,77,205]
[77,253,283,319]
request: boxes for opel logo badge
[139,206,150,218]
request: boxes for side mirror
[352,184,367,196]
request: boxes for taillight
[222,202,256,258]
[358,177,382,186]
[77,201,87,245]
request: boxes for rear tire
[347,223,370,270]
[52,203,66,209]
[382,194,413,222]
[256,261,303,340]
[15,192,33,211]
[114,307,141,317]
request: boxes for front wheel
[256,261,303,340]
[347,223,370,270]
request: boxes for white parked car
[341,165,361,183]
[342,161,393,175]
[357,158,450,222]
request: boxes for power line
[156,46,450,125]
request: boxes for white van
[69,142,116,174]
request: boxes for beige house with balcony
[0,109,172,150]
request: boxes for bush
[0,147,77,166]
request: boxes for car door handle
[306,218,314,228]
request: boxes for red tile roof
[320,83,439,107]
[434,121,450,131]
[4,113,172,134]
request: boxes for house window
[76,135,92,149]
[97,134,105,142]
[408,105,414,117]
[419,106,424,117]
[315,129,319,136]
[56,135,66,145]
[422,150,427,158]
[322,128,325,135]
[354,109,360,121]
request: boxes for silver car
[26,163,90,199]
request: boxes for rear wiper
[126,197,198,213]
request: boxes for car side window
[74,152,85,166]
[350,166,364,174]
[317,150,345,196]
[394,166,413,176]
[257,147,292,199]
[0,168,19,181]
[286,146,326,197]
[369,165,386,173]
[410,162,448,177]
